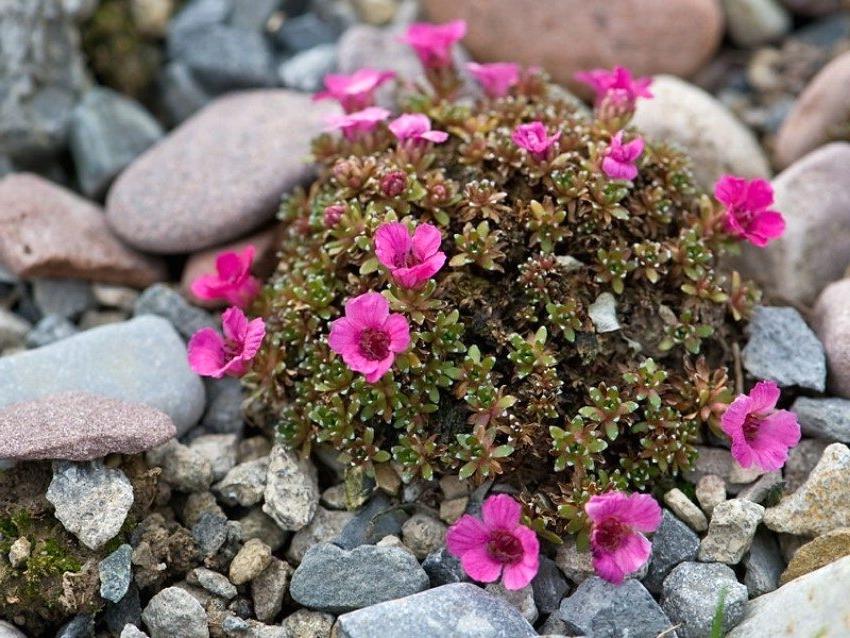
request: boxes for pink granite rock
[0,173,166,287]
[775,52,850,169]
[422,0,724,91]
[0,392,177,461]
[106,90,334,254]
[813,279,850,399]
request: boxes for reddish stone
[0,392,176,461]
[106,90,334,254]
[814,279,850,399]
[422,0,723,91]
[0,173,166,287]
[775,52,850,169]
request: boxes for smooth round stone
[724,0,791,48]
[0,392,176,461]
[774,52,850,169]
[739,143,850,305]
[422,0,723,90]
[0,315,205,435]
[0,173,166,287]
[632,75,770,190]
[814,279,850,399]
[106,90,334,254]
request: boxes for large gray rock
[662,562,748,638]
[334,583,537,638]
[159,62,212,125]
[559,577,675,638]
[644,510,701,593]
[0,620,27,637]
[46,460,134,550]
[169,25,276,92]
[727,555,850,637]
[142,586,209,638]
[742,306,826,391]
[531,555,569,615]
[0,0,88,161]
[0,316,205,435]
[32,277,93,319]
[106,91,333,253]
[792,397,850,443]
[289,543,429,613]
[69,87,164,197]
[262,443,319,531]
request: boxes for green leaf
[492,445,514,458]
[458,462,477,480]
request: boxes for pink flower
[585,491,662,585]
[721,380,801,472]
[602,131,644,181]
[467,62,520,98]
[388,113,449,145]
[511,121,561,161]
[328,292,410,383]
[314,68,396,113]
[326,106,391,141]
[446,494,540,590]
[400,20,467,69]
[374,222,446,288]
[190,245,261,309]
[187,307,265,378]
[575,65,653,107]
[714,175,786,247]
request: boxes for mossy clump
[248,64,760,543]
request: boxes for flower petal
[240,317,266,359]
[345,292,389,329]
[610,532,652,579]
[481,494,522,530]
[221,306,249,343]
[502,559,538,590]
[375,222,412,270]
[446,514,490,556]
[328,317,360,356]
[585,491,629,524]
[363,354,394,383]
[383,313,411,352]
[750,210,785,245]
[187,328,227,377]
[460,545,503,583]
[411,224,443,261]
[748,380,780,415]
[619,493,662,533]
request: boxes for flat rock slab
[0,173,165,287]
[334,583,537,638]
[0,316,204,435]
[792,396,850,442]
[0,392,176,461]
[106,90,333,254]
[727,555,850,638]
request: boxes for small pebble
[664,488,708,532]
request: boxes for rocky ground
[1,0,850,637]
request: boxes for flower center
[222,337,240,360]
[743,413,762,443]
[487,529,524,565]
[594,518,629,552]
[358,328,391,361]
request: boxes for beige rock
[554,536,594,584]
[664,488,708,532]
[252,557,293,623]
[632,75,770,190]
[699,499,765,565]
[764,443,850,536]
[775,52,850,168]
[422,0,723,90]
[0,173,165,287]
[439,497,468,524]
[780,528,850,584]
[229,538,272,585]
[401,513,447,560]
[813,279,850,399]
[695,474,727,517]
